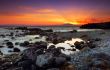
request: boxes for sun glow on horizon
[68,21,80,25]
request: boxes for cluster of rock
[0,42,76,70]
[0,37,102,70]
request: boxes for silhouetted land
[80,22,110,29]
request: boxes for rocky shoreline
[0,28,110,70]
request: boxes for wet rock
[21,47,38,61]
[4,40,9,42]
[8,45,14,48]
[0,53,21,70]
[48,45,56,49]
[88,43,96,49]
[35,41,47,49]
[85,53,110,70]
[74,41,85,50]
[11,37,15,40]
[15,42,19,45]
[0,46,4,48]
[0,34,5,38]
[0,51,3,55]
[13,48,21,52]
[18,59,33,70]
[34,36,40,39]
[59,54,71,61]
[71,48,76,51]
[20,41,30,47]
[8,50,13,52]
[35,48,44,55]
[54,57,67,66]
[36,53,54,67]
[6,42,14,48]
[46,45,56,53]
[94,38,101,41]
[10,32,14,36]
[45,29,53,32]
[1,62,13,70]
[69,29,77,33]
[6,42,13,46]
[60,63,76,70]
[52,48,62,56]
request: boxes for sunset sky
[0,0,110,26]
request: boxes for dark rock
[8,50,13,52]
[1,62,13,70]
[18,59,33,70]
[8,45,14,48]
[34,36,40,39]
[69,29,77,33]
[6,42,13,46]
[60,62,76,70]
[4,40,9,42]
[35,48,44,55]
[46,45,56,53]
[6,42,14,48]
[21,47,38,61]
[0,51,3,55]
[13,48,21,52]
[74,41,85,50]
[35,41,47,49]
[36,53,54,67]
[0,34,5,38]
[85,53,110,70]
[53,39,59,44]
[71,48,76,51]
[94,38,101,41]
[48,45,56,49]
[54,57,67,66]
[15,42,19,45]
[10,32,14,36]
[70,45,75,48]
[59,54,71,61]
[52,48,62,56]
[0,46,4,48]
[45,29,53,32]
[11,37,15,40]
[20,41,30,47]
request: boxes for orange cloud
[0,8,110,26]
[0,8,69,25]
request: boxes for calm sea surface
[29,26,102,32]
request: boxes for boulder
[18,59,33,70]
[74,41,85,50]
[13,48,21,52]
[54,57,67,66]
[85,53,110,70]
[36,53,54,67]
[6,42,14,48]
[35,41,47,49]
[21,47,38,61]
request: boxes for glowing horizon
[0,0,110,26]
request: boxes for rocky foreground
[0,27,110,70]
[1,38,110,70]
